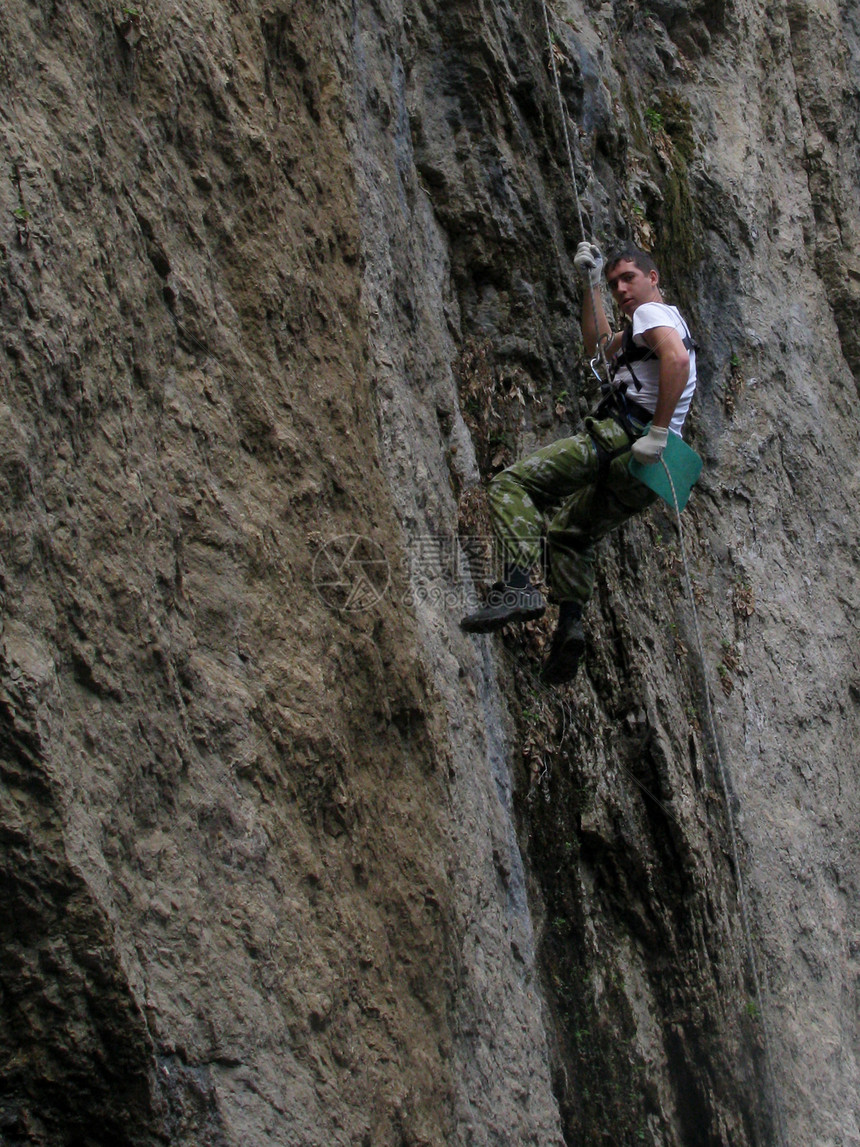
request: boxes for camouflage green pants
[488,415,657,606]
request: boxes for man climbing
[460,242,697,684]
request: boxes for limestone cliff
[1,0,858,1144]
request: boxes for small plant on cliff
[115,4,147,46]
[732,580,755,618]
[12,205,32,248]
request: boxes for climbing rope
[539,0,613,387]
[540,0,586,235]
[661,461,787,1147]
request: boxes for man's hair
[605,245,659,277]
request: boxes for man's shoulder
[632,301,684,333]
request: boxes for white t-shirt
[612,302,697,436]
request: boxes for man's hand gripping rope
[575,241,615,393]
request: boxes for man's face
[605,259,660,317]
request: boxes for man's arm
[630,324,690,465]
[574,241,622,359]
[641,325,690,428]
[581,286,621,359]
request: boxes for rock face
[0,0,858,1144]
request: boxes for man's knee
[487,467,522,510]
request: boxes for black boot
[541,601,585,684]
[460,566,546,634]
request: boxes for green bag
[628,427,703,512]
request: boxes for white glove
[631,425,668,465]
[574,241,604,287]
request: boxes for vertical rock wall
[350,0,860,1142]
[2,2,461,1142]
[0,0,858,1144]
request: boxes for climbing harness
[581,406,647,483]
[606,315,699,454]
[584,427,630,482]
[610,319,698,394]
[592,389,652,450]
